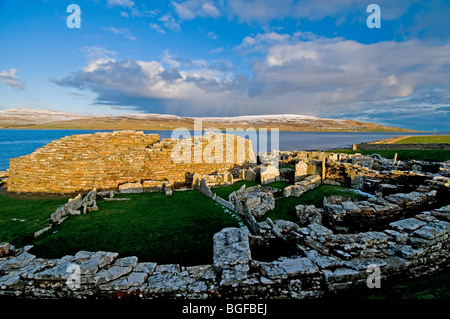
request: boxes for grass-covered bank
[329,149,450,162]
[332,267,450,299]
[0,194,67,248]
[394,135,450,144]
[211,181,369,223]
[0,191,239,266]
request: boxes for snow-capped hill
[0,108,88,125]
[0,108,413,132]
[196,114,320,123]
[122,113,184,120]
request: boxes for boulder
[50,206,66,224]
[294,161,308,182]
[259,164,280,184]
[389,218,427,233]
[213,228,251,270]
[118,182,143,194]
[0,242,10,257]
[66,194,83,211]
[296,205,323,225]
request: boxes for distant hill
[0,108,414,132]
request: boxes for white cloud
[159,13,182,32]
[80,46,117,60]
[103,26,137,40]
[55,34,450,119]
[107,0,135,8]
[0,69,27,89]
[172,0,221,20]
[150,23,166,34]
[209,47,224,54]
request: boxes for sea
[0,129,444,171]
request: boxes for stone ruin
[0,147,449,299]
[6,130,255,194]
[33,188,99,238]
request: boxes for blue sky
[0,0,449,131]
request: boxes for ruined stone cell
[7,131,255,194]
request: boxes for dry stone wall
[7,131,255,194]
[0,204,449,299]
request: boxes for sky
[0,0,449,131]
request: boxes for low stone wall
[353,143,450,151]
[2,151,449,299]
[1,205,449,299]
[7,131,255,194]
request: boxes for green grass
[334,268,450,299]
[211,180,260,200]
[0,194,67,247]
[1,191,239,266]
[329,149,450,162]
[261,185,369,222]
[395,135,450,144]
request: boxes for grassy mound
[1,191,239,266]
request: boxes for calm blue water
[0,129,441,171]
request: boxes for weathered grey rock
[186,264,216,281]
[3,252,36,269]
[213,228,250,270]
[344,257,387,270]
[16,258,50,279]
[32,262,73,281]
[305,250,343,269]
[94,266,133,284]
[127,271,149,287]
[412,220,450,239]
[0,274,21,288]
[341,201,361,215]
[50,206,66,224]
[296,205,323,225]
[390,218,427,232]
[147,268,188,294]
[66,194,83,211]
[220,263,250,286]
[99,276,129,291]
[308,223,333,237]
[274,220,300,233]
[198,179,213,198]
[113,256,138,268]
[431,205,450,222]
[72,251,94,263]
[391,244,426,259]
[79,251,118,275]
[259,262,287,280]
[277,257,319,277]
[134,262,157,274]
[384,230,409,244]
[363,231,389,244]
[328,267,361,282]
[34,226,52,238]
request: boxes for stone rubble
[34,188,99,238]
[1,151,449,299]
